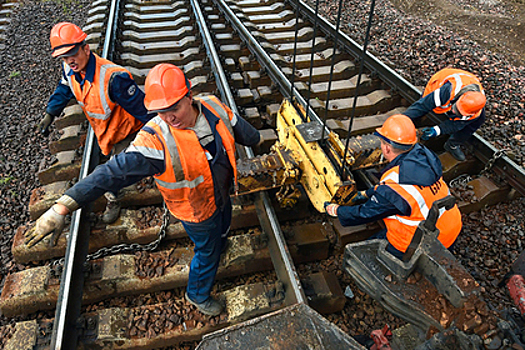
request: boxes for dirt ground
[390,0,525,67]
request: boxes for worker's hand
[324,202,339,217]
[25,206,65,248]
[39,112,55,136]
[349,191,368,205]
[420,126,440,141]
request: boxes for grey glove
[39,112,55,136]
[25,206,65,248]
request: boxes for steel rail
[191,0,306,305]
[213,0,360,181]
[213,0,328,131]
[287,0,525,195]
[50,0,120,347]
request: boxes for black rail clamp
[343,196,480,332]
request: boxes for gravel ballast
[0,0,524,348]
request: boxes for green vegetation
[0,176,15,185]
[9,70,20,78]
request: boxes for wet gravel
[0,0,524,349]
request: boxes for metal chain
[450,174,473,189]
[52,203,170,267]
[450,148,508,189]
[479,148,509,177]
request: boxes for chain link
[479,148,509,177]
[450,148,509,189]
[52,203,170,267]
[450,174,473,189]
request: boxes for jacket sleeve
[337,185,411,227]
[231,112,261,147]
[403,82,453,120]
[64,150,164,208]
[46,69,74,117]
[108,72,153,124]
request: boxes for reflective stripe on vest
[126,144,164,160]
[137,98,238,223]
[145,116,204,190]
[423,68,484,120]
[64,54,144,155]
[382,171,448,226]
[146,116,204,191]
[198,95,235,136]
[380,165,461,252]
[66,64,120,120]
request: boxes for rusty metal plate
[196,303,365,350]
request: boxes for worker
[325,115,462,259]
[40,22,153,224]
[26,63,261,316]
[403,68,486,161]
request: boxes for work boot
[444,141,466,161]
[185,292,223,316]
[102,192,121,224]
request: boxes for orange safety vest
[65,53,144,155]
[422,68,485,121]
[379,166,462,253]
[134,95,237,223]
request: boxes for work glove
[420,126,440,141]
[39,112,55,136]
[324,202,339,217]
[349,191,368,205]
[25,206,66,248]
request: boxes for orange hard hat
[375,114,417,149]
[144,64,191,112]
[50,22,87,58]
[455,91,486,117]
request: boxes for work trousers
[447,109,486,146]
[104,131,139,201]
[182,199,232,303]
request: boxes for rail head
[287,0,525,196]
[51,0,121,347]
[197,0,307,306]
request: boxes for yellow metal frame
[274,99,355,212]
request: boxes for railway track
[0,0,17,50]
[2,0,525,349]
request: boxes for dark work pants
[447,109,486,146]
[182,199,231,303]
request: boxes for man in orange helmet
[26,63,261,316]
[325,115,462,259]
[41,22,153,224]
[403,68,486,161]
